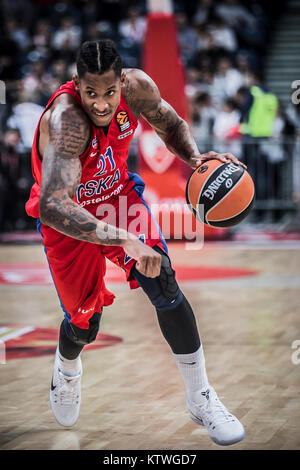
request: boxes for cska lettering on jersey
[76,146,121,203]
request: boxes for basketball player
[26,39,246,446]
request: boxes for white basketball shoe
[186,386,245,446]
[49,348,82,427]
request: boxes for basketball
[186,159,255,228]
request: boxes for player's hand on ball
[190,151,247,170]
[123,237,162,278]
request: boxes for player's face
[74,69,125,127]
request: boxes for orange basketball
[186,159,255,227]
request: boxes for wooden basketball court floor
[0,235,300,451]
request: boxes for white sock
[57,348,81,377]
[173,344,209,402]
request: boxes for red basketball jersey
[25,80,138,219]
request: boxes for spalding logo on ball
[186,159,255,228]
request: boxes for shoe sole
[189,411,245,446]
[211,429,245,446]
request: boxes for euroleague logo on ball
[198,165,208,174]
[116,111,130,132]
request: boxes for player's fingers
[201,151,227,164]
[138,254,161,278]
[150,252,162,278]
[136,257,147,277]
[145,255,157,278]
[221,153,247,169]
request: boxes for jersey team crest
[116,110,130,132]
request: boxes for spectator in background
[207,16,238,54]
[22,59,53,106]
[189,49,215,96]
[117,6,147,68]
[235,51,254,87]
[118,7,147,45]
[84,21,114,42]
[236,70,279,211]
[32,19,52,61]
[215,0,257,30]
[6,88,44,153]
[51,15,82,52]
[237,70,278,140]
[84,21,102,42]
[211,55,243,106]
[175,11,199,66]
[193,24,215,58]
[46,59,71,96]
[213,97,242,158]
[185,67,203,99]
[0,128,22,231]
[80,0,100,28]
[193,0,215,27]
[215,0,265,53]
[51,59,69,84]
[191,91,217,152]
[5,18,31,52]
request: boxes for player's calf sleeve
[156,294,201,355]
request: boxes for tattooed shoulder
[122,68,180,134]
[48,101,90,158]
[123,68,161,118]
[40,100,90,207]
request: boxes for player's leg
[38,220,113,427]
[49,311,103,427]
[131,245,209,393]
[131,246,245,446]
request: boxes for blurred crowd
[0,0,299,231]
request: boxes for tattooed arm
[123,69,246,169]
[39,97,161,277]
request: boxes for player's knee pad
[64,311,102,346]
[156,247,180,302]
[132,246,182,311]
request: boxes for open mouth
[92,110,111,119]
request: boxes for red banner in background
[138,12,227,240]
